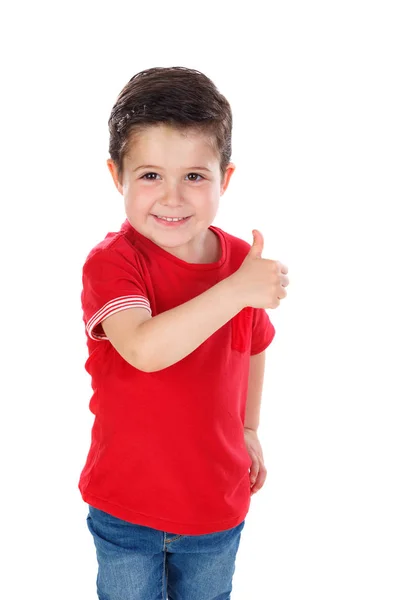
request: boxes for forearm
[136,276,245,372]
[244,350,266,431]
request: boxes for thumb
[250,229,264,259]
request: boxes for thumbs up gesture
[230,230,289,309]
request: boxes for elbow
[128,344,155,373]
[129,352,152,373]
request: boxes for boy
[79,66,289,600]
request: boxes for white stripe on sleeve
[86,296,152,341]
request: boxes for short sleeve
[250,308,276,355]
[82,248,152,342]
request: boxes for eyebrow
[133,164,212,173]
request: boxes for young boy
[79,66,289,600]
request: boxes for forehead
[126,124,218,166]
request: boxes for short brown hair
[108,66,233,183]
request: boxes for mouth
[151,215,192,227]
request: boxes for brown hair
[108,66,233,184]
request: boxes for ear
[220,163,235,195]
[107,159,124,195]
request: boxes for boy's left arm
[244,350,268,495]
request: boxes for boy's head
[106,66,235,262]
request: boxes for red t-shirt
[78,218,276,535]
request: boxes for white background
[1,1,399,598]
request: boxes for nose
[161,180,184,208]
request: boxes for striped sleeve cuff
[86,296,152,341]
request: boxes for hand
[244,427,267,496]
[230,230,289,310]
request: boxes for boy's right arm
[102,276,245,372]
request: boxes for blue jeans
[86,505,245,600]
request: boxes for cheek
[193,184,219,202]
[125,185,155,208]
[130,182,153,197]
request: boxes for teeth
[156,215,186,222]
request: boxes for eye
[140,172,204,182]
[141,172,159,180]
[186,173,204,182]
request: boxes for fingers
[278,286,287,300]
[249,457,259,485]
[249,452,267,495]
[279,262,289,275]
[251,463,267,496]
[281,274,289,287]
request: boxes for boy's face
[107,124,235,262]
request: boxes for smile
[152,215,192,227]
